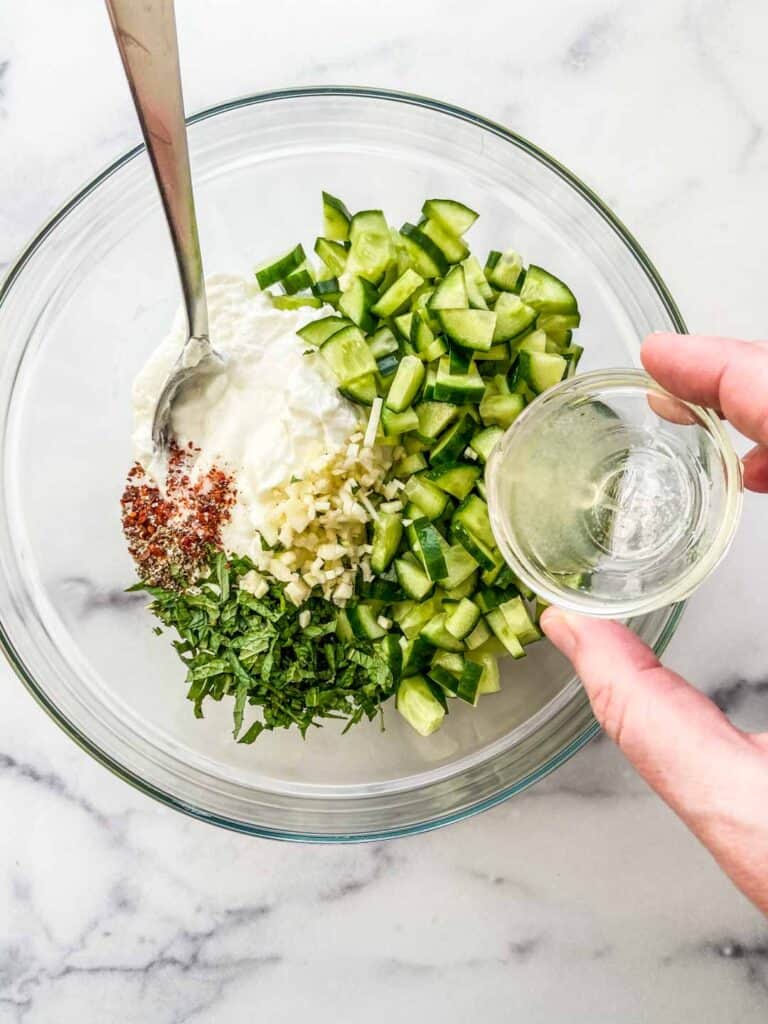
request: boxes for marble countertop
[1,1,766,1021]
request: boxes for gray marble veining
[1,1,767,1022]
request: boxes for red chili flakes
[121,443,236,589]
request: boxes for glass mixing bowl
[0,87,684,841]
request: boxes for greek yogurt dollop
[131,274,359,556]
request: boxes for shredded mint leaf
[142,551,398,741]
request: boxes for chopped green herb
[133,552,398,740]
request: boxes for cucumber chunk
[421,218,470,264]
[399,223,450,277]
[371,268,424,317]
[347,210,394,284]
[437,309,496,352]
[322,191,352,242]
[319,325,377,385]
[314,237,349,277]
[397,675,446,736]
[423,462,481,500]
[486,249,523,292]
[370,512,403,574]
[422,199,479,236]
[445,597,481,640]
[429,266,469,310]
[492,293,537,341]
[469,425,504,463]
[519,264,578,314]
[517,350,568,393]
[434,358,486,404]
[385,354,425,412]
[395,552,434,601]
[429,413,476,466]
[297,315,351,347]
[255,244,306,289]
[338,276,380,333]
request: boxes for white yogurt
[132,274,360,556]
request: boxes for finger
[542,609,768,912]
[742,444,768,493]
[641,334,768,446]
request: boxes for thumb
[540,609,767,865]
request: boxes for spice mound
[121,444,236,588]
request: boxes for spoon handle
[105,0,208,342]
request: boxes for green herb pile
[130,552,398,742]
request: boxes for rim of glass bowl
[0,86,686,842]
[487,369,743,619]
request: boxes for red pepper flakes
[121,443,236,589]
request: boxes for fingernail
[540,608,579,658]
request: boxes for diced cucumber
[442,543,479,590]
[422,199,479,236]
[396,595,441,639]
[499,596,541,645]
[448,342,472,376]
[474,586,516,614]
[314,238,348,279]
[422,364,438,401]
[403,433,430,455]
[282,266,314,295]
[371,268,424,317]
[347,603,387,640]
[429,657,482,704]
[339,373,378,405]
[338,276,380,333]
[347,210,394,284]
[477,342,510,361]
[385,354,425,412]
[466,650,501,694]
[414,400,459,442]
[465,618,491,650]
[442,570,479,601]
[445,597,481,639]
[434,358,486,404]
[271,294,323,311]
[429,413,476,466]
[451,495,499,570]
[376,634,403,681]
[335,608,354,641]
[360,574,405,602]
[394,552,434,600]
[486,249,523,292]
[393,312,414,342]
[485,608,525,658]
[479,390,525,428]
[297,315,351,347]
[563,343,584,378]
[408,518,449,581]
[517,332,546,357]
[376,353,400,379]
[423,462,481,500]
[421,218,469,264]
[430,650,465,676]
[370,512,403,574]
[322,191,352,242]
[411,316,436,359]
[319,324,377,385]
[395,451,428,476]
[462,255,494,305]
[255,244,306,289]
[517,350,567,393]
[381,406,419,437]
[537,312,581,346]
[401,635,435,675]
[368,325,399,359]
[421,337,448,362]
[469,425,504,463]
[399,223,450,278]
[437,309,496,352]
[311,277,340,303]
[519,264,578,314]
[403,475,449,521]
[429,265,469,310]
[492,292,537,341]
[421,613,465,652]
[397,675,446,736]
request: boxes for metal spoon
[106,0,223,457]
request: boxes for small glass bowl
[487,369,743,618]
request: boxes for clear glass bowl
[0,88,685,841]
[487,370,743,618]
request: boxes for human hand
[542,334,768,916]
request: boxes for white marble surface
[1,1,767,1021]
